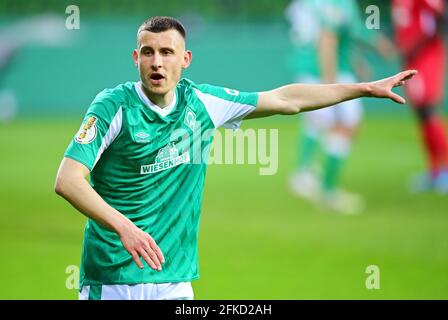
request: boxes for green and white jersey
[286,0,377,77]
[64,78,258,288]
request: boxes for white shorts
[79,282,194,300]
[297,73,363,131]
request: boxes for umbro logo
[135,131,150,143]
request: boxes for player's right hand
[118,222,165,271]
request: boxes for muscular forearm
[278,82,369,113]
[253,82,371,118]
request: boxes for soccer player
[286,0,395,214]
[392,0,448,193]
[54,16,416,300]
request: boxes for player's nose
[151,53,163,70]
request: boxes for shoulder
[178,77,196,88]
[180,79,237,100]
[92,82,135,106]
[89,82,135,118]
[176,78,199,97]
[177,78,231,94]
[177,78,229,96]
[177,78,258,107]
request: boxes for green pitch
[1,114,447,299]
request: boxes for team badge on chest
[184,107,196,131]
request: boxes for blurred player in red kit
[392,0,448,193]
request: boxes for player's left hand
[367,70,418,104]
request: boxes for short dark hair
[137,16,186,39]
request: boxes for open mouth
[150,73,165,81]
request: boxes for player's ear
[182,50,192,69]
[133,49,138,67]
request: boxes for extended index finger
[398,70,418,81]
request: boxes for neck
[141,84,175,108]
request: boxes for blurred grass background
[1,116,448,299]
[0,0,447,299]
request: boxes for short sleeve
[64,93,123,170]
[193,84,259,129]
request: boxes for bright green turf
[0,115,447,299]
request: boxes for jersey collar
[134,82,177,118]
